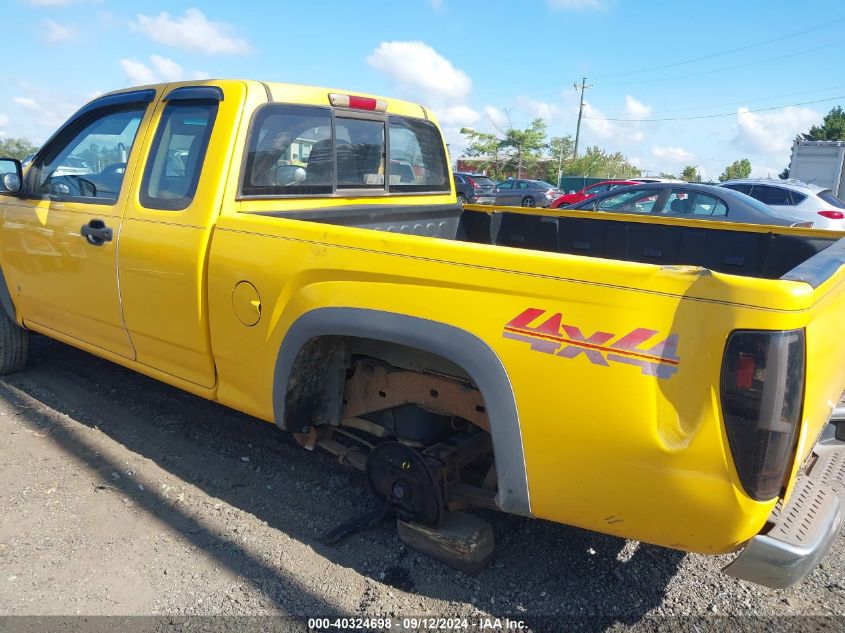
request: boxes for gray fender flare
[272,307,531,517]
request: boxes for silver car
[566,182,810,227]
[719,178,845,230]
[494,179,563,208]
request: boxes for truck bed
[255,203,841,280]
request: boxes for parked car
[719,178,845,230]
[551,179,643,208]
[453,172,496,205]
[635,177,685,183]
[494,179,563,207]
[565,182,810,227]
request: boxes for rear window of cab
[240,104,450,198]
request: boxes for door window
[141,101,218,210]
[496,181,514,190]
[32,106,145,203]
[596,189,660,213]
[666,190,727,216]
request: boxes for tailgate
[783,237,845,495]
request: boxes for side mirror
[0,157,23,194]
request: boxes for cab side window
[141,101,218,210]
[32,106,145,203]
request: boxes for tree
[499,117,547,179]
[0,138,38,161]
[681,165,699,182]
[460,115,550,180]
[544,135,574,184]
[458,127,502,178]
[719,158,752,182]
[799,106,845,141]
[564,146,641,179]
[779,167,790,179]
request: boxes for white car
[719,178,845,230]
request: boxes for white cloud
[367,41,472,106]
[750,164,782,178]
[484,105,508,129]
[0,114,9,128]
[624,95,651,119]
[148,55,183,81]
[12,96,75,129]
[547,0,608,10]
[517,98,565,122]
[119,55,205,85]
[436,105,480,127]
[651,145,694,162]
[130,8,249,55]
[429,0,444,9]
[732,106,821,155]
[119,59,157,85]
[581,101,615,139]
[42,19,74,43]
[581,98,649,147]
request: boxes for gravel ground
[1,335,845,631]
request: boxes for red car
[551,179,643,208]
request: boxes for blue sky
[4,0,844,179]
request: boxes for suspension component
[365,441,444,526]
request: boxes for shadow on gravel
[5,336,685,629]
[0,378,337,618]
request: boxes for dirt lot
[1,335,845,631]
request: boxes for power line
[602,40,845,87]
[583,94,845,123]
[648,84,845,115]
[593,16,845,79]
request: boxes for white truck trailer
[789,140,845,198]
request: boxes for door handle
[80,219,113,246]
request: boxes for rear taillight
[468,177,478,187]
[817,210,845,220]
[721,329,805,501]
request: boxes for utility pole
[572,77,593,161]
[555,137,566,189]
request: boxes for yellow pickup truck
[1,79,845,588]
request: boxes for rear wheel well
[271,307,530,517]
[281,335,497,513]
[283,335,481,431]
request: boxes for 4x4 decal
[503,308,680,379]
